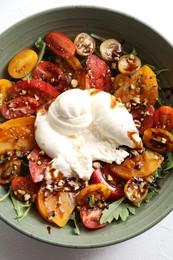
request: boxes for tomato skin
[0,116,36,154]
[45,31,76,58]
[0,152,21,184]
[90,168,124,200]
[132,105,155,135]
[36,184,76,227]
[124,177,148,203]
[32,61,67,91]
[153,106,173,131]
[0,79,12,110]
[143,128,173,153]
[11,176,38,202]
[74,33,96,56]
[6,79,59,105]
[118,54,141,75]
[8,49,38,79]
[1,96,40,119]
[28,147,50,183]
[80,205,108,229]
[86,54,112,92]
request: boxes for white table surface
[0,1,173,259]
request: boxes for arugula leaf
[10,190,31,221]
[0,186,11,201]
[100,197,136,224]
[90,33,105,42]
[70,212,80,235]
[35,37,47,63]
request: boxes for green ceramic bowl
[0,6,173,248]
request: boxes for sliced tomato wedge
[32,61,67,91]
[132,105,155,135]
[6,79,59,104]
[86,54,112,92]
[36,184,76,227]
[11,176,38,202]
[153,106,173,131]
[80,205,108,229]
[90,167,124,200]
[45,31,76,58]
[28,147,50,183]
[1,96,40,119]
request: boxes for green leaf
[0,186,11,201]
[90,33,105,42]
[100,198,136,224]
[10,190,31,220]
[70,212,80,235]
[35,37,47,63]
[88,195,95,207]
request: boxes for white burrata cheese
[35,88,142,180]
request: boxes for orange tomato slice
[110,150,164,180]
[0,79,12,109]
[36,185,76,227]
[76,183,110,206]
[0,116,36,153]
[143,128,173,153]
[8,49,38,79]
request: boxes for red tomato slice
[6,79,59,104]
[28,147,50,183]
[90,167,124,200]
[45,31,76,58]
[80,205,108,229]
[1,96,40,119]
[32,61,67,91]
[132,105,155,135]
[153,105,173,131]
[11,176,38,202]
[86,54,112,92]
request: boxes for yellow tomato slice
[110,150,164,180]
[36,186,76,227]
[143,128,173,153]
[114,65,158,107]
[8,49,38,79]
[0,79,12,109]
[76,183,110,206]
[0,116,36,153]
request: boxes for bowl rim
[0,5,173,249]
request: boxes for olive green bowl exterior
[0,6,173,248]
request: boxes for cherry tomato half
[80,205,108,229]
[8,49,38,79]
[90,167,124,200]
[124,177,148,203]
[0,151,21,184]
[100,38,122,61]
[111,150,164,180]
[153,106,173,131]
[86,54,112,92]
[74,33,96,56]
[28,147,50,183]
[132,105,155,135]
[6,79,59,105]
[0,79,12,110]
[118,54,141,75]
[1,96,40,119]
[76,183,110,206]
[32,61,67,91]
[45,31,76,58]
[143,128,173,153]
[11,176,38,202]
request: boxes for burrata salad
[0,31,173,232]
